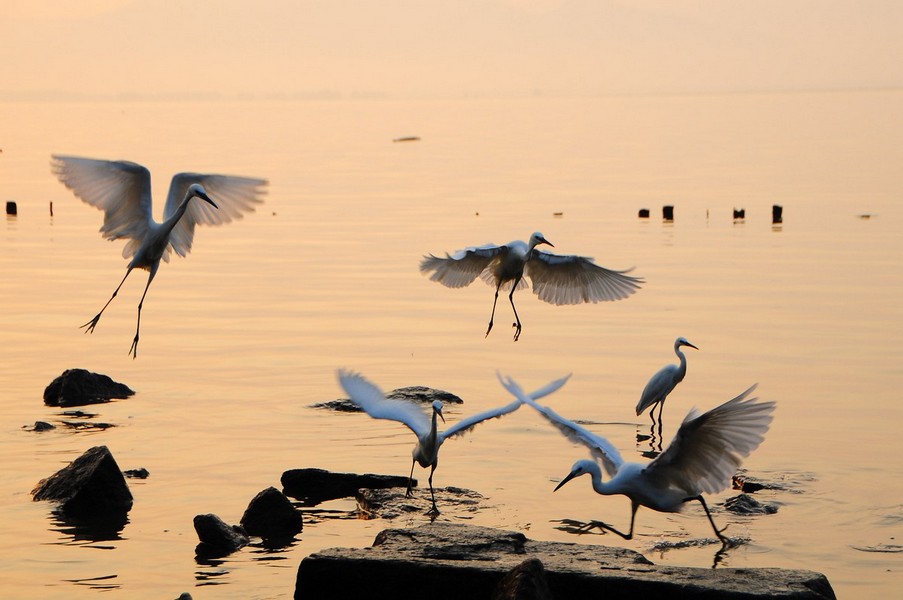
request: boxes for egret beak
[437,407,446,424]
[685,342,699,350]
[540,236,554,248]
[197,191,219,209]
[553,470,579,492]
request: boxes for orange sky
[1,0,901,99]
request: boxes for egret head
[554,459,599,492]
[676,337,699,351]
[529,231,554,249]
[188,183,219,209]
[432,400,446,424]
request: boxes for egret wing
[441,374,572,441]
[420,244,505,288]
[337,370,431,437]
[51,155,153,253]
[164,173,267,258]
[526,251,643,305]
[645,385,775,496]
[636,364,679,415]
[497,374,623,477]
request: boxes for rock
[31,421,55,432]
[356,486,484,519]
[240,487,303,542]
[193,513,249,556]
[295,523,836,600]
[491,558,553,600]
[312,385,463,412]
[282,468,413,505]
[43,369,135,407]
[31,445,133,518]
[123,468,150,479]
[724,493,779,515]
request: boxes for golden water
[1,91,901,598]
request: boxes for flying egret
[337,369,571,514]
[51,155,267,358]
[636,337,699,423]
[420,232,643,341]
[499,374,774,544]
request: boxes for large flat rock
[295,523,835,600]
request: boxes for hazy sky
[2,0,901,99]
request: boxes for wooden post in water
[5,201,16,215]
[662,205,674,221]
[772,204,783,223]
[733,208,745,219]
[638,208,650,218]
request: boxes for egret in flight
[499,374,774,544]
[337,369,571,514]
[636,337,699,423]
[420,232,643,341]
[51,155,267,358]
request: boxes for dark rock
[61,420,115,431]
[732,470,790,493]
[123,468,149,479]
[663,205,674,220]
[638,208,650,218]
[6,201,17,215]
[240,487,303,541]
[282,468,413,505]
[724,493,779,515]
[32,445,133,518]
[356,486,484,519]
[312,385,463,412]
[193,513,249,556]
[43,369,135,407]
[32,421,55,432]
[491,558,553,600]
[295,523,836,600]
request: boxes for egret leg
[486,280,503,337]
[128,266,157,359]
[406,459,416,497]
[509,276,523,341]
[81,268,133,334]
[584,501,638,539]
[693,495,731,544]
[426,463,439,515]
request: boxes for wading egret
[337,369,571,514]
[636,337,699,423]
[499,374,774,544]
[51,155,267,358]
[420,232,643,341]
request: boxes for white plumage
[636,337,699,422]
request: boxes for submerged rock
[282,468,412,505]
[312,385,463,412]
[193,513,249,556]
[240,487,303,542]
[295,523,836,600]
[31,445,133,518]
[356,486,485,519]
[724,493,779,515]
[43,369,135,407]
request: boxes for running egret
[420,232,643,341]
[337,369,571,514]
[51,155,267,358]
[636,337,699,423]
[499,374,774,544]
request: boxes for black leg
[129,266,157,359]
[582,501,638,539]
[486,280,503,337]
[82,268,133,334]
[694,495,731,545]
[509,276,522,341]
[426,463,439,515]
[406,459,416,497]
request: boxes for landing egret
[51,155,267,358]
[499,374,774,544]
[420,232,643,341]
[636,337,699,423]
[337,369,571,514]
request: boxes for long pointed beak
[541,237,554,248]
[198,191,218,209]
[686,342,699,350]
[437,408,446,424]
[553,470,578,492]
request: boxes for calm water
[1,91,901,598]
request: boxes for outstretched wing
[497,373,623,477]
[420,244,505,288]
[165,173,267,258]
[441,374,572,441]
[526,250,644,305]
[645,384,774,496]
[51,155,153,255]
[337,369,431,438]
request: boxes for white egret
[51,155,267,358]
[499,374,774,544]
[636,337,699,423]
[337,369,571,514]
[420,232,643,341]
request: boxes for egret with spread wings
[338,369,571,514]
[499,374,774,544]
[420,232,643,341]
[51,155,267,358]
